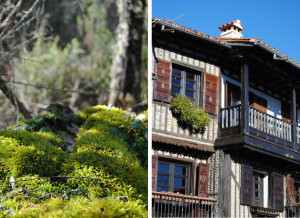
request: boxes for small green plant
[170,95,211,135]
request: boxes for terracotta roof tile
[152,18,300,66]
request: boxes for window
[171,65,200,105]
[253,171,264,207]
[241,165,284,210]
[249,92,267,113]
[226,82,241,107]
[156,160,190,194]
[152,156,210,197]
[154,58,219,114]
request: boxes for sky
[152,0,300,63]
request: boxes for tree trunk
[0,76,32,119]
[108,0,146,108]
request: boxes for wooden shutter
[154,59,171,103]
[203,72,219,115]
[273,174,284,211]
[197,163,209,197]
[152,156,158,191]
[241,164,253,206]
[287,176,295,203]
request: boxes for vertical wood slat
[267,115,269,134]
[164,104,168,131]
[159,104,162,130]
[229,108,232,127]
[233,107,237,126]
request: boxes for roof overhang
[153,19,232,49]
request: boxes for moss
[0,131,66,177]
[0,104,148,216]
[13,197,147,217]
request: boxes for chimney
[219,20,244,38]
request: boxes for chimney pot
[219,20,244,38]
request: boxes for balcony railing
[249,106,292,141]
[285,206,300,217]
[220,105,300,150]
[152,191,217,218]
[153,101,217,143]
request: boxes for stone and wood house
[152,18,300,217]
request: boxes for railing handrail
[152,191,217,201]
[220,104,241,110]
[249,105,291,124]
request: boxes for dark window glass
[172,68,181,76]
[172,77,181,85]
[171,86,181,95]
[174,165,186,175]
[157,175,169,185]
[156,160,190,195]
[158,163,170,173]
[186,72,195,79]
[157,186,169,192]
[186,80,195,89]
[185,90,194,99]
[171,65,199,105]
[253,172,264,207]
[174,177,186,186]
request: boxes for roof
[219,19,244,31]
[152,18,300,67]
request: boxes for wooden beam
[292,86,297,150]
[241,61,249,134]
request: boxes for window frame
[253,171,265,207]
[171,64,202,106]
[156,158,192,195]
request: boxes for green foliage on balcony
[170,95,211,135]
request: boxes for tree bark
[108,0,146,108]
[0,76,32,119]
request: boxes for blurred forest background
[0,0,148,129]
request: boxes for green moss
[0,104,148,216]
[13,197,147,217]
[0,131,66,177]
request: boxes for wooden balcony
[152,191,217,217]
[152,101,217,148]
[216,105,300,163]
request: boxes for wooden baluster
[233,107,237,126]
[254,109,257,129]
[267,115,269,133]
[264,114,266,132]
[259,112,263,131]
[226,108,229,127]
[289,123,292,141]
[283,122,285,140]
[275,119,278,138]
[285,122,288,140]
[229,108,232,127]
[297,126,300,143]
[271,117,273,135]
[258,111,260,130]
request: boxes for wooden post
[291,86,297,150]
[241,62,249,134]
